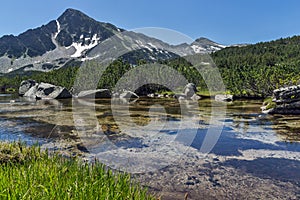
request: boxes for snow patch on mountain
[147,43,156,48]
[191,43,226,54]
[54,20,61,39]
[68,34,100,58]
[191,45,206,53]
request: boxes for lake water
[0,94,299,198]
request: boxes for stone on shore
[119,91,139,99]
[262,84,300,114]
[77,89,111,98]
[215,94,233,102]
[21,81,72,99]
[184,83,197,98]
[19,79,37,96]
[174,83,201,101]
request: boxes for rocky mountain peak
[56,8,121,47]
[194,37,218,45]
[58,8,95,25]
[191,37,226,53]
[0,8,226,74]
[60,8,86,17]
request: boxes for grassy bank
[0,142,155,200]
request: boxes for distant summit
[191,37,226,53]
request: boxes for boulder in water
[77,89,111,98]
[19,79,37,96]
[23,82,72,99]
[183,83,197,98]
[262,84,300,114]
[215,94,233,102]
[119,91,139,99]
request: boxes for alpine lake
[0,93,299,199]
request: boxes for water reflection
[1,94,299,195]
[0,95,300,150]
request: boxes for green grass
[5,88,16,92]
[0,142,155,200]
[263,97,277,110]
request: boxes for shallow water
[0,94,299,195]
[0,95,299,152]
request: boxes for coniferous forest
[1,35,300,98]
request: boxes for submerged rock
[262,84,300,114]
[77,89,111,98]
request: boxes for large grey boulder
[23,84,38,98]
[262,101,300,114]
[77,89,111,98]
[183,83,197,98]
[23,82,72,99]
[19,80,37,96]
[273,85,300,103]
[262,84,300,114]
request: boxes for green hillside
[212,35,300,97]
[2,35,300,98]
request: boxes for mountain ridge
[0,8,226,74]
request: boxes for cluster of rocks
[19,80,72,99]
[174,83,201,101]
[262,84,300,114]
[19,80,234,103]
[18,80,139,101]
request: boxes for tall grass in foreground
[0,142,155,200]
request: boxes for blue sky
[1,0,300,45]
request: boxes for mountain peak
[60,8,86,17]
[58,8,93,23]
[0,8,226,74]
[194,37,217,45]
[191,37,226,53]
[64,8,81,13]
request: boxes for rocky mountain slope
[0,8,226,74]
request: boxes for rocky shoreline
[7,80,299,199]
[262,84,300,114]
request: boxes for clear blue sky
[1,0,300,45]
